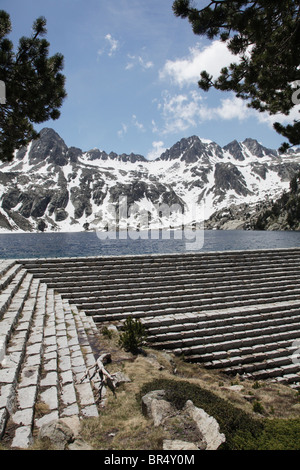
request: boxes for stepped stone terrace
[0,247,300,447]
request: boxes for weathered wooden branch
[78,353,116,396]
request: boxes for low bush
[252,400,266,415]
[118,317,147,354]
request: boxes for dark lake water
[0,229,300,259]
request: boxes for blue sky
[2,0,298,159]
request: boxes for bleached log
[78,353,116,396]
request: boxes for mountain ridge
[0,128,300,233]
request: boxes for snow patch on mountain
[0,128,300,233]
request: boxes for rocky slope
[205,170,300,231]
[252,170,300,231]
[0,128,300,233]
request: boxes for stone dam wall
[0,247,300,447]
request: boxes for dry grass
[23,326,300,450]
[34,402,51,419]
[172,355,300,420]
[79,334,300,450]
[80,350,172,450]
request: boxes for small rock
[141,390,166,417]
[111,371,131,388]
[68,439,93,451]
[144,356,165,370]
[38,419,74,450]
[59,416,81,439]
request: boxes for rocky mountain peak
[223,140,245,161]
[85,148,109,161]
[242,138,277,158]
[84,149,147,164]
[159,136,210,163]
[116,153,147,163]
[16,127,69,167]
[1,128,300,233]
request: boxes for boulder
[150,399,175,427]
[38,419,74,450]
[183,400,226,450]
[141,390,166,417]
[141,391,226,450]
[144,355,165,371]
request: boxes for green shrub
[236,418,300,450]
[118,317,147,354]
[253,401,265,415]
[253,419,300,450]
[252,381,261,389]
[139,378,263,450]
[139,378,300,450]
[101,326,113,339]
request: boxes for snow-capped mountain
[0,127,300,233]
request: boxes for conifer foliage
[172,1,300,151]
[118,317,147,354]
[0,11,66,162]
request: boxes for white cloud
[105,34,120,56]
[159,40,236,87]
[125,61,134,71]
[118,123,128,138]
[157,40,300,127]
[212,95,251,121]
[118,115,145,138]
[157,90,205,135]
[156,38,300,139]
[256,103,300,128]
[125,54,154,71]
[132,114,145,132]
[147,141,166,160]
[98,33,120,57]
[161,92,202,134]
[151,119,159,133]
[156,90,253,136]
[158,87,300,139]
[156,85,300,138]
